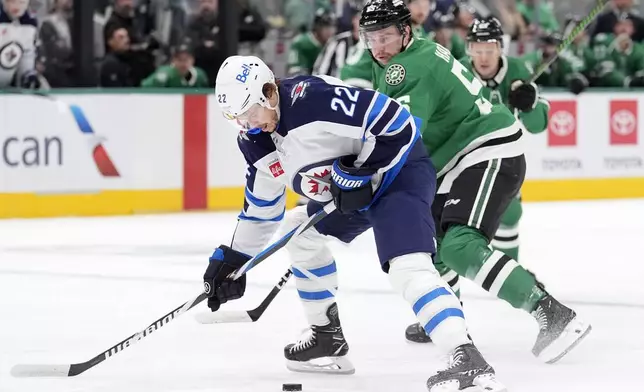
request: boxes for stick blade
[194,310,253,324]
[11,364,71,377]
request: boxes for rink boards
[1,90,644,218]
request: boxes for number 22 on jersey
[331,87,360,117]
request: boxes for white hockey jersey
[0,9,37,87]
[228,75,426,256]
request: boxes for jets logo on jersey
[290,81,309,106]
[295,163,334,203]
[307,168,331,196]
[0,42,23,70]
[385,64,406,86]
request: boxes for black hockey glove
[203,245,250,312]
[508,80,538,112]
[628,75,644,88]
[568,76,588,95]
[330,156,373,214]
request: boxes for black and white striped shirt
[312,31,359,78]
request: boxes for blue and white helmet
[215,55,276,131]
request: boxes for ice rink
[1,200,643,392]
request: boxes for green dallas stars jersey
[287,32,323,76]
[460,56,549,134]
[373,39,524,194]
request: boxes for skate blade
[428,376,507,392]
[286,356,355,375]
[537,316,592,364]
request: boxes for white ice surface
[1,200,643,392]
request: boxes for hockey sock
[491,197,522,261]
[284,208,338,326]
[389,253,471,353]
[440,224,545,312]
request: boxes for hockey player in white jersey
[0,0,39,88]
[206,55,507,392]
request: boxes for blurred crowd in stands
[1,0,644,90]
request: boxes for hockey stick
[195,269,293,324]
[230,202,337,280]
[528,0,608,83]
[10,292,207,378]
[10,203,336,378]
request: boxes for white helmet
[215,55,276,122]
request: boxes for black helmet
[359,0,411,33]
[313,8,336,29]
[467,16,504,44]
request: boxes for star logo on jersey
[290,81,309,106]
[385,64,406,86]
[307,169,331,196]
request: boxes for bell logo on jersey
[268,159,284,178]
[290,81,309,106]
[236,64,252,83]
[548,101,577,147]
[610,100,638,145]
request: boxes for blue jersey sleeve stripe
[238,210,285,222]
[366,93,389,130]
[245,188,284,208]
[367,99,398,136]
[385,108,412,134]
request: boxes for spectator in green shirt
[516,0,559,34]
[141,43,210,88]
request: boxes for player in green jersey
[360,0,591,368]
[287,9,336,76]
[462,17,549,260]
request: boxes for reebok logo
[445,199,461,207]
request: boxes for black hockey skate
[284,303,354,374]
[531,294,592,364]
[426,344,506,392]
[406,322,433,343]
[406,322,472,344]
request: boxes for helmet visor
[360,26,403,50]
[222,103,264,132]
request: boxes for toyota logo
[611,109,636,136]
[550,110,575,136]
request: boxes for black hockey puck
[282,383,302,391]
